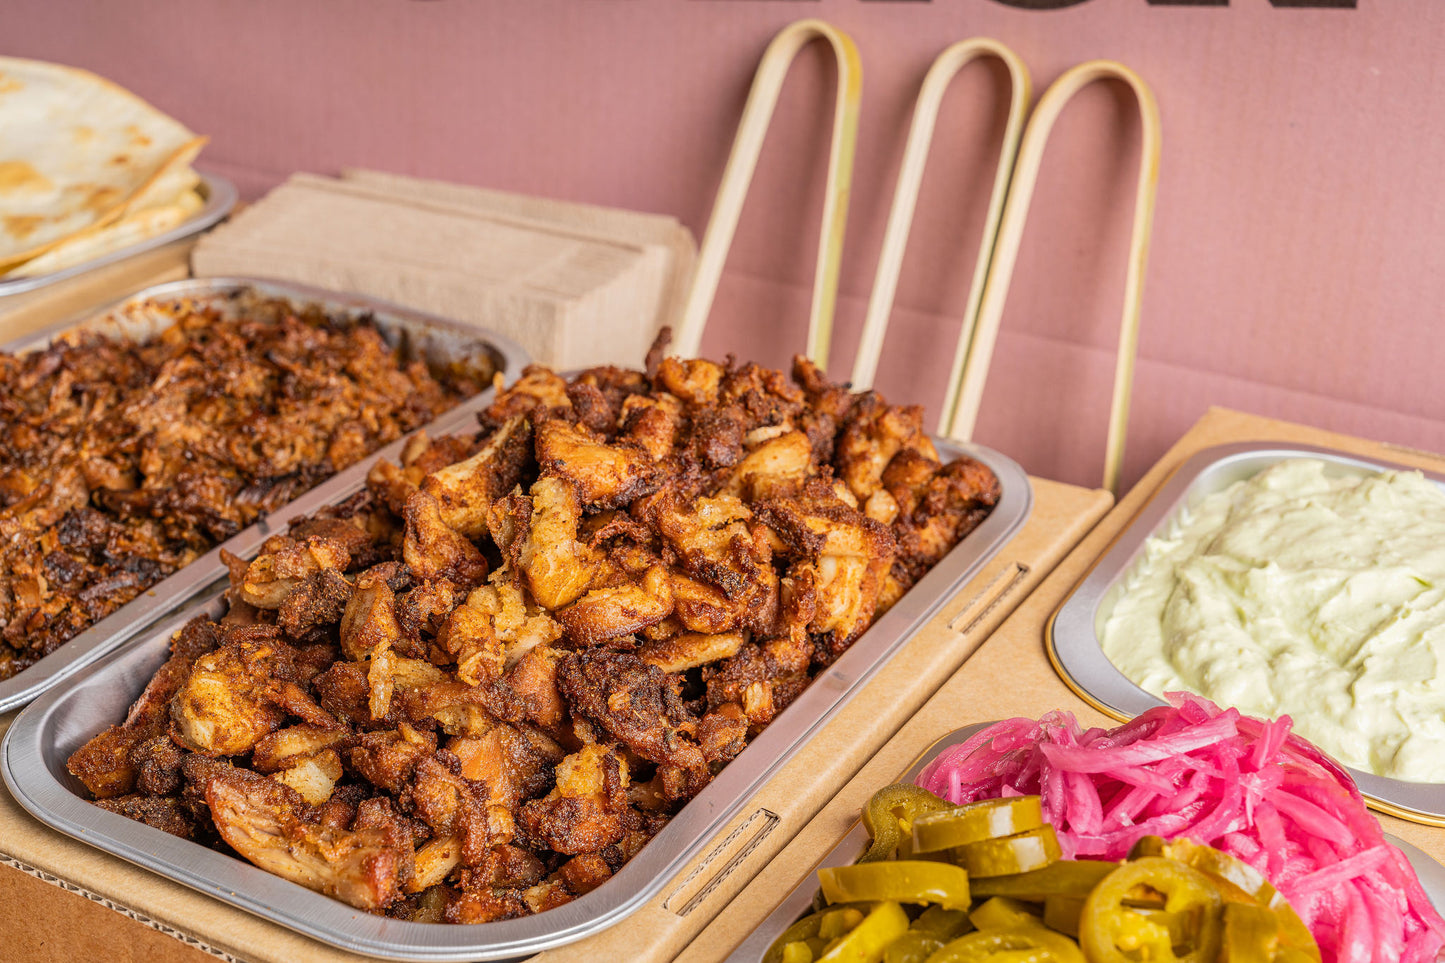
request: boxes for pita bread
[4,185,204,278]
[0,56,206,271]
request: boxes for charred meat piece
[196,760,406,911]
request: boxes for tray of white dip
[1049,442,1445,826]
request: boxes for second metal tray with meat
[0,277,527,713]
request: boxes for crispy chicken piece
[407,835,462,894]
[94,794,196,838]
[169,625,336,755]
[272,748,345,806]
[449,722,563,843]
[619,394,682,461]
[516,475,611,610]
[556,565,674,646]
[240,536,351,609]
[705,642,811,731]
[251,725,348,772]
[340,564,403,662]
[197,760,404,911]
[557,650,707,779]
[696,702,749,765]
[535,418,658,509]
[278,569,354,641]
[890,456,1001,581]
[67,617,218,797]
[655,357,723,406]
[835,395,940,502]
[754,480,897,653]
[517,743,634,855]
[650,492,779,632]
[722,429,814,501]
[439,575,562,685]
[402,491,488,586]
[421,416,532,537]
[404,754,493,865]
[640,630,744,674]
[484,365,573,421]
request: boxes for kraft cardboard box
[0,477,1112,963]
[689,408,1445,961]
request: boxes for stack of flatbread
[0,56,206,280]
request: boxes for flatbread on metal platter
[0,56,205,273]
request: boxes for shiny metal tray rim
[730,720,1445,962]
[0,276,528,714]
[1047,441,1445,826]
[0,170,238,298]
[3,443,1032,961]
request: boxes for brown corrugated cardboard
[689,407,1445,962]
[0,477,1111,963]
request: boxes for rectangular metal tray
[1048,441,1445,826]
[2,441,1032,961]
[728,720,1445,962]
[0,276,528,713]
[0,170,238,298]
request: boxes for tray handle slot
[664,807,780,918]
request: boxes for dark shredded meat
[67,329,998,921]
[0,297,488,679]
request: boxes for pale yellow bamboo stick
[673,20,862,367]
[848,39,1031,444]
[947,60,1161,497]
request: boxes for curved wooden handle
[848,39,1032,446]
[673,19,862,368]
[947,60,1161,496]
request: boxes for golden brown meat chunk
[535,418,658,509]
[198,761,405,911]
[421,416,532,537]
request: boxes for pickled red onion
[915,694,1445,963]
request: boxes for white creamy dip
[1100,458,1445,783]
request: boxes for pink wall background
[5,0,1444,491]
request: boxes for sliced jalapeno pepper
[860,785,956,863]
[819,861,972,910]
[1131,836,1319,961]
[1079,857,1223,963]
[967,896,1041,933]
[923,926,1087,962]
[765,910,829,963]
[1221,901,1281,962]
[912,905,974,941]
[970,859,1119,901]
[958,825,1062,878]
[817,901,911,963]
[1042,895,1084,938]
[882,931,945,963]
[911,797,1044,853]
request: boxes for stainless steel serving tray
[729,720,1445,962]
[1048,441,1445,826]
[0,171,238,298]
[0,276,528,713]
[3,442,1031,961]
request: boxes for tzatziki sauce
[1100,458,1445,783]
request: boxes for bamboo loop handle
[850,39,1031,437]
[674,19,862,366]
[946,60,1161,497]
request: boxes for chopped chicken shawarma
[71,330,998,924]
[199,761,405,911]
